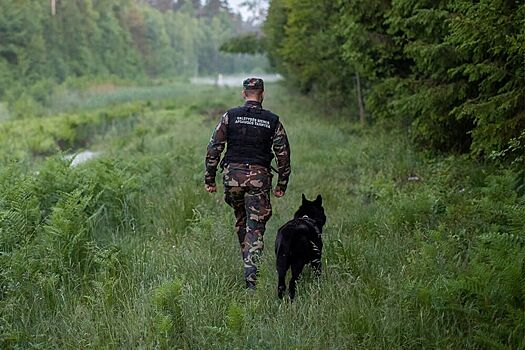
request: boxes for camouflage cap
[243,77,264,91]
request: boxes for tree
[0,0,270,116]
[264,0,288,71]
[264,0,525,159]
[265,0,353,106]
[202,0,230,17]
[145,0,175,12]
[445,0,525,156]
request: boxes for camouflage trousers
[224,186,272,285]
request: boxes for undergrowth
[0,84,523,349]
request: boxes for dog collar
[299,215,321,238]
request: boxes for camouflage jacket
[205,102,291,192]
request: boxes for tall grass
[48,81,218,114]
[0,83,523,349]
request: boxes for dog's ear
[302,193,307,204]
[315,194,322,205]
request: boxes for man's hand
[205,184,217,193]
[273,188,285,198]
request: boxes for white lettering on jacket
[234,116,271,129]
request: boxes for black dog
[275,194,326,299]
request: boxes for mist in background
[0,0,270,118]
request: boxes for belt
[222,162,278,174]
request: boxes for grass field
[1,83,524,349]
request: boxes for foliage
[264,0,525,162]
[220,33,266,55]
[263,0,289,71]
[0,0,267,118]
[265,0,353,102]
[152,279,187,347]
[0,82,524,348]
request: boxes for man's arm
[205,113,228,190]
[272,121,291,194]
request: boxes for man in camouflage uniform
[204,78,291,289]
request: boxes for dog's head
[294,194,326,228]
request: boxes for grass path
[1,84,523,349]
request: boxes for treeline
[0,0,265,117]
[264,0,525,162]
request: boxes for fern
[0,176,40,252]
[39,189,94,279]
[506,204,525,238]
[152,279,187,347]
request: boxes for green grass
[0,83,524,349]
[47,81,218,114]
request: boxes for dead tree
[355,71,366,126]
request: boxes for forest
[0,0,266,117]
[264,0,524,165]
[0,0,524,349]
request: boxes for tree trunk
[356,72,366,126]
[51,0,56,16]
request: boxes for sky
[226,0,268,22]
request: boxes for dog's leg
[311,250,322,277]
[275,228,290,299]
[277,265,287,299]
[289,261,305,300]
[276,245,288,299]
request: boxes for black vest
[223,102,279,168]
